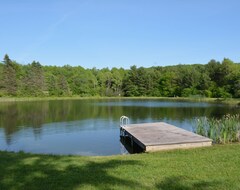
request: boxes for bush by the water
[195,114,240,144]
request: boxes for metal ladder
[120,116,129,127]
[120,116,129,137]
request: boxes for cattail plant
[194,114,240,144]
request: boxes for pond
[0,99,239,156]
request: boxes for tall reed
[194,114,240,144]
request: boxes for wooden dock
[120,122,212,152]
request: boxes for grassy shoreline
[0,96,239,105]
[1,144,240,189]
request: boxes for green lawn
[1,144,240,190]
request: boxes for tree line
[0,54,239,98]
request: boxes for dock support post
[130,135,133,147]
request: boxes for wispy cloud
[18,13,70,63]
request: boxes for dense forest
[0,54,239,98]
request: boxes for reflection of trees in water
[121,106,238,122]
[0,100,239,144]
[1,104,18,145]
[0,101,50,144]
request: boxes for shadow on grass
[0,151,144,190]
[156,176,222,190]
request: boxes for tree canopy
[0,55,239,98]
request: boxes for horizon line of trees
[0,54,239,98]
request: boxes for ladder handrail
[120,116,129,127]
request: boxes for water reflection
[0,99,239,155]
[120,136,144,154]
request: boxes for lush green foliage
[0,54,240,98]
[1,144,240,189]
[195,114,240,143]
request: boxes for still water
[0,99,239,156]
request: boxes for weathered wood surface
[121,122,212,152]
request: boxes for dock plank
[121,122,212,152]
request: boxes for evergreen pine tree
[2,54,17,96]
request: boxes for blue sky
[0,0,240,69]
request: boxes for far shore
[0,96,239,105]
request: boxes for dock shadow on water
[120,136,144,154]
